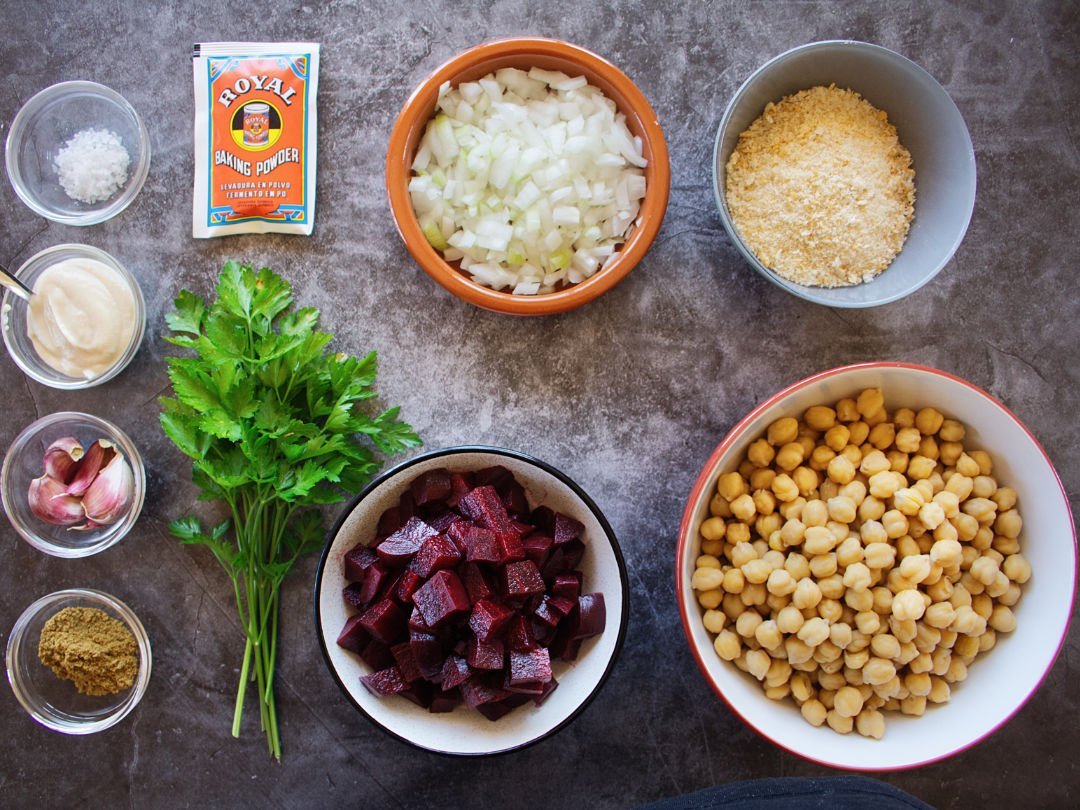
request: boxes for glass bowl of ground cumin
[6,588,151,734]
[712,41,976,308]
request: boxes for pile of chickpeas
[692,389,1030,739]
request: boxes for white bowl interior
[680,365,1075,769]
[714,41,976,307]
[317,450,626,755]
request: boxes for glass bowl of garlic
[1,412,145,557]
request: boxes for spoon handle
[0,265,33,302]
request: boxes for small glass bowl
[5,81,151,225]
[6,588,152,734]
[1,244,146,389]
[1,412,146,558]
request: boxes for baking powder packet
[192,42,320,237]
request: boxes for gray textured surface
[1,1,1078,808]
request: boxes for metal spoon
[0,264,33,301]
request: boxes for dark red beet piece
[359,598,406,645]
[522,533,553,569]
[400,680,434,708]
[553,512,585,545]
[509,646,552,685]
[529,505,555,533]
[468,599,515,642]
[377,506,403,537]
[560,539,585,571]
[377,516,438,565]
[410,534,462,578]
[360,639,395,670]
[459,485,514,532]
[408,607,430,633]
[466,636,505,670]
[440,655,471,690]
[541,539,585,579]
[501,560,545,599]
[360,666,409,697]
[533,595,562,628]
[411,468,452,506]
[551,572,582,600]
[410,631,445,680]
[377,568,405,604]
[474,465,514,489]
[503,673,546,696]
[570,593,607,640]
[462,563,495,603]
[446,471,474,507]
[532,620,556,647]
[496,530,526,564]
[342,582,367,611]
[343,544,378,582]
[455,525,499,563]
[359,562,391,605]
[429,688,461,713]
[534,676,559,706]
[398,490,416,523]
[391,642,423,683]
[500,478,528,516]
[549,596,576,619]
[506,614,536,652]
[413,570,471,629]
[336,615,370,654]
[423,508,462,534]
[395,570,424,604]
[460,675,510,708]
[477,694,531,721]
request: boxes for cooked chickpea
[857,388,885,418]
[714,630,741,660]
[791,466,820,497]
[717,471,748,502]
[887,450,909,474]
[939,442,963,467]
[990,604,1017,633]
[747,438,776,468]
[775,442,805,472]
[722,567,746,595]
[915,407,944,436]
[994,508,1022,540]
[691,567,724,591]
[945,473,974,501]
[745,649,771,680]
[894,427,921,454]
[893,487,925,516]
[862,657,897,686]
[918,436,939,461]
[1003,553,1032,584]
[824,424,851,452]
[825,709,854,734]
[771,473,799,503]
[798,617,831,647]
[970,556,1000,587]
[801,699,828,727]
[898,554,932,585]
[766,568,797,597]
[755,620,784,651]
[767,417,799,447]
[955,453,981,478]
[827,455,856,485]
[892,589,926,621]
[808,553,838,579]
[900,695,927,717]
[803,526,837,556]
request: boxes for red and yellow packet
[192,42,320,237]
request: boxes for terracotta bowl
[386,37,670,316]
[677,363,1075,770]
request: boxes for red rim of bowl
[385,36,671,316]
[675,360,1078,771]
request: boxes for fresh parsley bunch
[160,261,420,759]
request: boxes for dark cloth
[638,776,935,810]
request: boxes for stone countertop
[1,1,1077,807]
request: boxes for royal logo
[217,75,296,108]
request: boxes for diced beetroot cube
[523,533,553,569]
[529,505,555,534]
[474,466,513,489]
[359,598,406,645]
[477,694,530,721]
[501,560,545,599]
[395,570,424,604]
[429,688,461,713]
[454,525,497,563]
[532,620,556,647]
[445,521,470,554]
[503,672,545,696]
[553,512,585,545]
[506,614,536,652]
[459,485,513,532]
[560,539,585,570]
[460,675,510,708]
[411,468,452,506]
[400,680,434,708]
[446,472,474,507]
[533,595,562,628]
[413,570,471,629]
[391,642,423,683]
[468,599,514,642]
[496,530,525,564]
[410,631,445,680]
[408,607,430,633]
[377,517,438,565]
[360,639,395,670]
[398,490,416,523]
[423,508,462,534]
[462,563,495,603]
[500,478,528,517]
[534,677,559,706]
[343,582,367,611]
[570,593,607,640]
[410,534,462,578]
[360,562,391,605]
[440,655,471,690]
[377,506,403,537]
[360,666,409,697]
[510,646,552,686]
[377,568,405,604]
[551,572,581,600]
[343,544,378,582]
[336,615,370,654]
[511,518,535,536]
[549,596,576,619]
[466,636,505,670]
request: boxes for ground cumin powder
[38,606,138,696]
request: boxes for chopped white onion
[411,67,647,295]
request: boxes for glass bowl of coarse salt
[5,81,151,225]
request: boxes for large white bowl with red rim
[676,362,1076,770]
[315,446,629,755]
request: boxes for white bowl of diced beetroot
[314,446,629,755]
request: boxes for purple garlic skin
[28,437,134,529]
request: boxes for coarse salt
[53,128,130,205]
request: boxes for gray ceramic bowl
[713,41,976,308]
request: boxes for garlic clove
[28,474,86,526]
[80,449,134,527]
[65,438,115,497]
[43,437,84,485]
